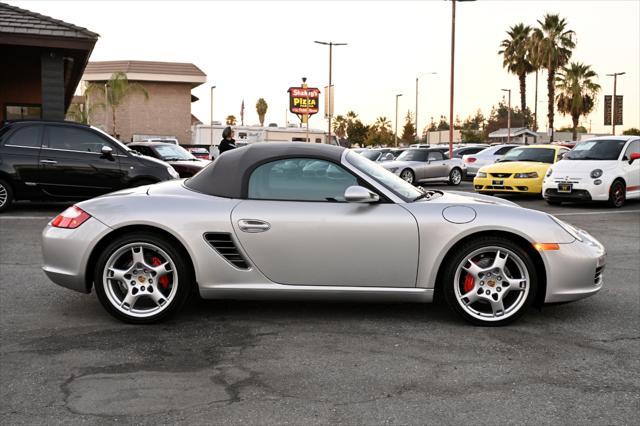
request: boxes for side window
[134,146,153,156]
[248,158,358,202]
[623,140,640,158]
[5,125,42,148]
[495,146,515,155]
[557,149,569,161]
[47,126,110,153]
[428,151,443,161]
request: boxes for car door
[424,151,447,178]
[0,124,43,198]
[230,157,419,287]
[38,124,126,198]
[621,139,640,198]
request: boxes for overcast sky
[12,0,640,134]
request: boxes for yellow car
[473,144,569,195]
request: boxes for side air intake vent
[204,233,249,269]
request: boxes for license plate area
[492,180,503,186]
[558,183,573,193]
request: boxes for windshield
[359,150,381,161]
[565,139,627,160]
[395,149,428,162]
[346,151,423,202]
[501,147,556,164]
[154,144,196,160]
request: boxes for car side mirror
[101,145,114,158]
[629,152,640,164]
[344,185,380,203]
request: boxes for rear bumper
[42,217,112,293]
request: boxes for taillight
[465,157,477,164]
[51,206,91,229]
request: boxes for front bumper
[543,231,606,303]
[542,179,610,202]
[42,217,112,293]
[474,176,543,194]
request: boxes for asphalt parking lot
[1,182,639,425]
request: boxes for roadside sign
[614,95,623,125]
[604,95,612,126]
[288,87,320,115]
[324,85,334,119]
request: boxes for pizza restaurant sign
[288,87,320,115]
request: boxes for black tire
[0,179,14,213]
[447,168,462,186]
[608,180,626,208]
[546,199,562,206]
[442,236,538,326]
[400,169,415,185]
[93,231,193,324]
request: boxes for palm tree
[256,98,268,126]
[87,72,149,138]
[374,116,391,132]
[531,14,576,140]
[226,115,237,125]
[332,115,347,138]
[499,23,535,120]
[556,62,600,141]
[65,98,104,124]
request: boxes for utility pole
[416,72,437,143]
[314,41,347,144]
[606,72,625,135]
[395,93,403,147]
[502,88,511,144]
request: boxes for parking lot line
[553,210,640,216]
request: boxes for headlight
[167,166,180,179]
[590,169,603,179]
[514,172,538,179]
[476,171,487,178]
[546,168,553,177]
[549,215,583,242]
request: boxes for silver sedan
[42,143,605,326]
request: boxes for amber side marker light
[533,243,560,251]
[51,206,91,229]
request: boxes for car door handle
[238,219,271,233]
[39,159,58,165]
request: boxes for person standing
[218,126,237,154]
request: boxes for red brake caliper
[151,256,170,289]
[463,273,475,293]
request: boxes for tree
[622,128,640,136]
[88,72,148,138]
[556,62,600,141]
[499,23,535,118]
[460,110,486,142]
[436,115,450,131]
[557,125,587,133]
[256,98,268,126]
[401,111,416,144]
[333,115,347,138]
[344,111,368,147]
[65,98,104,125]
[365,117,394,147]
[484,101,529,138]
[531,14,576,140]
[226,115,237,125]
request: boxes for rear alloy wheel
[400,169,415,185]
[94,232,192,323]
[608,181,626,208]
[443,237,537,326]
[448,168,462,186]
[0,179,14,213]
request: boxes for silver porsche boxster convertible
[42,143,606,326]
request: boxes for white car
[462,144,519,178]
[542,136,640,207]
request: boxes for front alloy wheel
[443,237,537,326]
[94,232,192,323]
[400,169,415,184]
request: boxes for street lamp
[448,0,475,157]
[606,72,625,135]
[416,72,437,143]
[314,41,348,144]
[501,88,511,144]
[210,85,216,147]
[395,93,403,147]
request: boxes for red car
[128,142,210,178]
[188,147,211,160]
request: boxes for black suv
[0,120,179,212]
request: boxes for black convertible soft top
[185,142,346,198]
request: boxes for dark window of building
[5,105,42,120]
[6,125,42,147]
[48,126,108,153]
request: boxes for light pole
[501,88,511,144]
[314,41,347,144]
[416,72,437,143]
[210,85,216,148]
[606,72,625,135]
[448,0,475,158]
[395,93,403,147]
